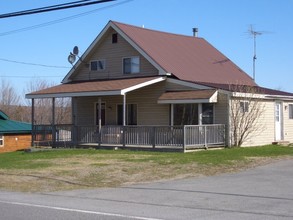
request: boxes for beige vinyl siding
[214,92,229,125]
[233,99,275,147]
[71,28,159,81]
[73,81,169,126]
[283,102,293,142]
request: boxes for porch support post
[52,97,56,148]
[198,103,203,125]
[31,98,35,146]
[98,98,102,132]
[123,94,126,126]
[170,104,174,126]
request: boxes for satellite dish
[73,46,79,56]
[68,53,76,64]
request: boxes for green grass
[0,145,292,170]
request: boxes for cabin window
[289,104,293,119]
[0,134,3,147]
[173,104,198,125]
[90,60,106,71]
[240,101,249,113]
[117,104,137,125]
[123,57,140,74]
[112,33,118,43]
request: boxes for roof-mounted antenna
[246,25,271,82]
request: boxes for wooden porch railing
[32,124,225,151]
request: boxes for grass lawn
[0,145,292,192]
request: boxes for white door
[275,102,282,140]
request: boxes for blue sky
[1,0,292,98]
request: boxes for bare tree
[0,79,21,119]
[229,85,265,147]
[25,79,71,125]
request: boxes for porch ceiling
[26,76,166,99]
[158,89,218,104]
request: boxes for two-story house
[26,21,293,150]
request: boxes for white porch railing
[32,124,225,151]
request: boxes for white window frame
[289,104,293,119]
[90,59,106,71]
[240,101,249,113]
[122,56,140,74]
[0,134,4,147]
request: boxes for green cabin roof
[0,110,32,134]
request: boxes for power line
[0,75,63,78]
[0,58,70,69]
[0,0,115,19]
[0,0,132,37]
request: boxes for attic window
[112,33,118,43]
[90,60,106,71]
[123,57,140,74]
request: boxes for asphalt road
[0,159,292,220]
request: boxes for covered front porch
[26,77,226,152]
[33,124,225,152]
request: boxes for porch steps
[272,141,291,146]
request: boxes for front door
[275,102,282,141]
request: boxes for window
[117,104,137,125]
[90,60,106,71]
[202,103,214,124]
[123,57,140,74]
[112,33,118,43]
[173,103,214,125]
[240,101,249,113]
[173,104,198,125]
[0,134,3,147]
[289,104,293,119]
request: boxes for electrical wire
[0,0,132,37]
[0,0,115,19]
[0,58,70,69]
[0,75,63,78]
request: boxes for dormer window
[90,60,105,71]
[123,57,140,74]
[112,33,118,43]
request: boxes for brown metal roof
[158,89,217,103]
[26,77,164,98]
[113,21,257,87]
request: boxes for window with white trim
[90,60,106,71]
[240,101,249,113]
[289,104,293,119]
[123,57,140,74]
[0,134,3,147]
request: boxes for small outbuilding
[0,110,32,153]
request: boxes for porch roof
[157,89,218,104]
[26,76,165,99]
